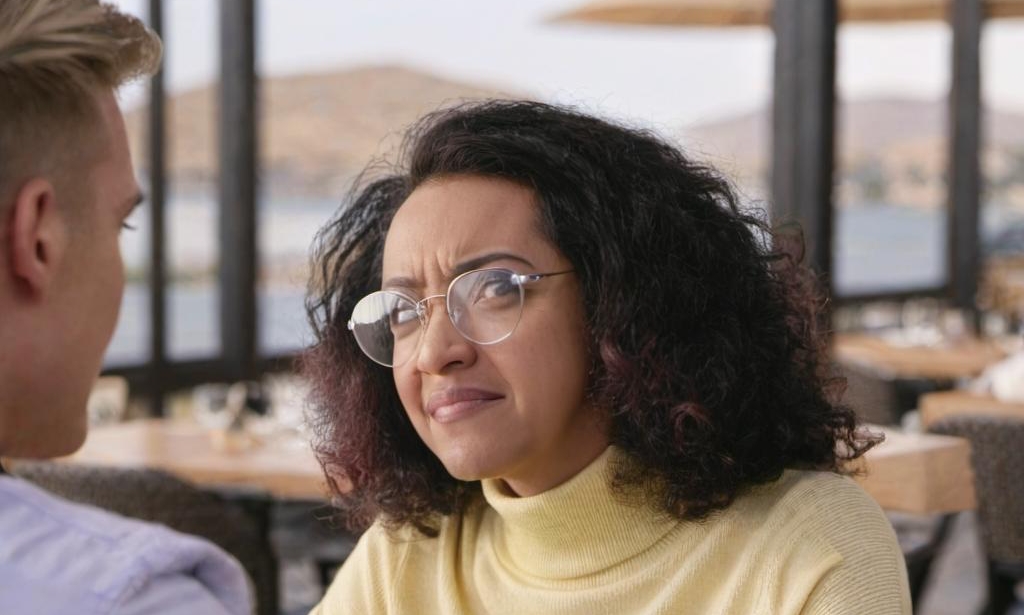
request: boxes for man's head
[0,0,160,458]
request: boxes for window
[103,0,1011,404]
[164,0,221,360]
[980,19,1024,328]
[834,23,951,296]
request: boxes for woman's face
[381,175,608,496]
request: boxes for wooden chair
[12,461,279,615]
[929,416,1024,615]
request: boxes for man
[0,1,252,613]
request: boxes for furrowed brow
[382,252,535,290]
[451,252,534,277]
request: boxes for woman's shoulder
[775,471,912,612]
[353,513,459,554]
[728,469,910,613]
[741,469,888,526]
[720,469,902,573]
[316,511,470,614]
[346,497,486,561]
[712,470,910,612]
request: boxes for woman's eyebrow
[381,275,417,290]
[452,252,534,276]
[382,252,536,289]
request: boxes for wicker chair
[11,461,278,615]
[840,362,944,426]
[929,416,1024,615]
[841,362,904,425]
[839,362,921,423]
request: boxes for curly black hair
[303,99,877,535]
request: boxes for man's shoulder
[0,475,252,615]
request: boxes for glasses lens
[350,291,420,366]
[449,269,524,344]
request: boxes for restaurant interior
[4,0,1024,613]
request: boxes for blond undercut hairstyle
[0,0,161,213]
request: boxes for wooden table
[919,390,1024,429]
[850,426,976,514]
[48,418,975,514]
[59,418,328,500]
[833,332,1007,381]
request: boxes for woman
[304,100,909,614]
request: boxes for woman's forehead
[381,176,554,278]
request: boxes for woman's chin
[439,457,493,483]
[434,444,508,483]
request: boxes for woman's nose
[414,297,476,374]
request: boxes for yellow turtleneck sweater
[312,447,910,614]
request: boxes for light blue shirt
[0,475,253,615]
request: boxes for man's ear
[5,177,68,297]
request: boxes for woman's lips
[425,388,504,423]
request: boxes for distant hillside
[125,65,514,198]
[125,68,1024,209]
[681,98,1024,208]
[682,97,1024,166]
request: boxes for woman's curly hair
[303,99,878,536]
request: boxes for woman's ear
[5,177,68,298]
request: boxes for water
[103,199,1024,367]
[834,204,946,295]
[106,197,337,367]
[104,282,309,366]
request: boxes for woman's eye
[492,279,517,297]
[389,306,418,327]
[473,276,517,303]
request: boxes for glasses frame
[347,267,574,367]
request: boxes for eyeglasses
[348,267,573,367]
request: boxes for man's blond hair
[0,0,161,205]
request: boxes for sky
[111,0,1024,132]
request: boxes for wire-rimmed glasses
[348,267,573,367]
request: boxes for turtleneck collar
[480,446,681,580]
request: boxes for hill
[126,66,1024,209]
[125,65,513,198]
[681,98,1024,208]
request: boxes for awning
[548,0,1024,27]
